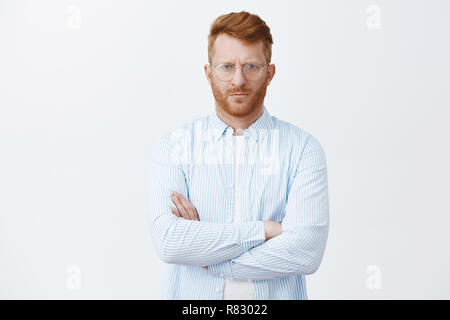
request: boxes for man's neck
[215,105,264,136]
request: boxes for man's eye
[222,64,233,70]
[246,64,257,69]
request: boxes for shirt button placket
[225,130,234,225]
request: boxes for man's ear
[204,64,212,85]
[266,64,276,86]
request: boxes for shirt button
[216,286,221,292]
[220,274,224,277]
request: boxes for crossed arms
[148,134,329,281]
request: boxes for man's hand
[170,191,281,269]
[263,221,282,241]
[171,191,199,221]
[171,191,207,270]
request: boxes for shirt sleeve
[148,134,266,266]
[208,135,329,280]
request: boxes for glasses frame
[209,62,270,82]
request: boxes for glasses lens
[215,65,234,81]
[214,64,266,81]
[244,65,263,80]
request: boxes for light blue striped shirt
[148,106,329,299]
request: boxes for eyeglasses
[210,62,270,81]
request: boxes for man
[149,11,329,300]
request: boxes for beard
[210,76,268,118]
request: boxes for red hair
[207,11,273,64]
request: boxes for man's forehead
[214,56,264,63]
[213,35,265,63]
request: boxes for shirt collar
[208,105,272,143]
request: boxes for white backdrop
[1,0,449,299]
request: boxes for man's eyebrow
[218,60,265,65]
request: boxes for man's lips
[230,93,249,96]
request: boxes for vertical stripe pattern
[148,106,329,299]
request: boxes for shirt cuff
[239,221,266,252]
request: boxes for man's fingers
[171,207,180,218]
[177,193,198,221]
[171,193,189,219]
[177,194,194,220]
[173,192,199,221]
[194,207,199,221]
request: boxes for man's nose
[231,67,247,87]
